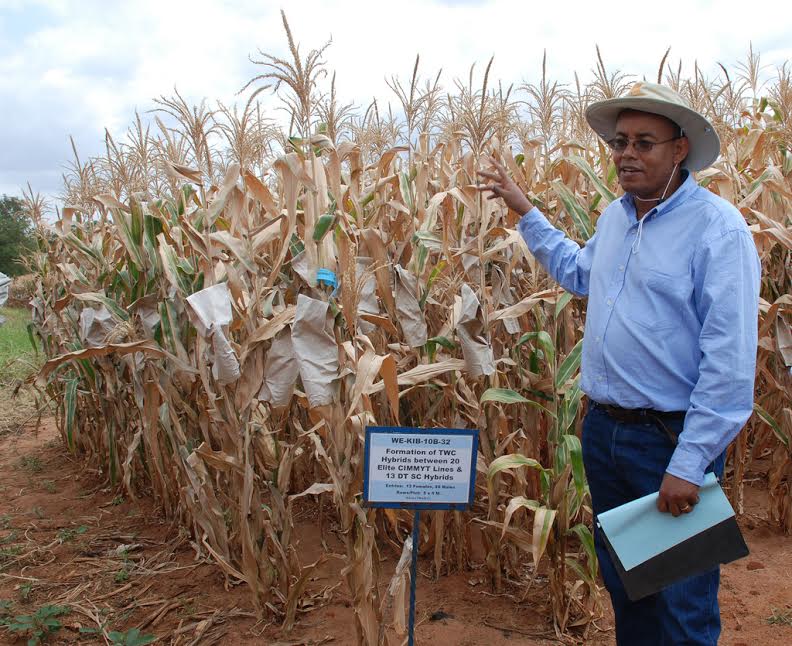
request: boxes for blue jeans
[582,405,725,646]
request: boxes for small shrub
[2,604,69,645]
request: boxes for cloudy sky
[1,0,790,207]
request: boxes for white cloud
[1,0,790,202]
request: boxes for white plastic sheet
[79,306,115,347]
[394,265,427,348]
[291,294,339,407]
[455,284,496,377]
[185,283,240,385]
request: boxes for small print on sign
[364,428,477,507]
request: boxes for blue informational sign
[363,426,479,510]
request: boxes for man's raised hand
[476,157,533,216]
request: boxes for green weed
[767,607,792,626]
[1,604,69,644]
[78,624,155,645]
[18,455,42,473]
[108,627,157,646]
[0,531,17,545]
[0,546,22,563]
[56,525,87,543]
[19,583,33,602]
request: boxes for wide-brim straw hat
[585,82,721,171]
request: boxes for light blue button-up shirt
[517,171,761,486]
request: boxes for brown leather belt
[591,401,686,445]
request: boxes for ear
[673,136,690,165]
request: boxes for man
[478,82,761,645]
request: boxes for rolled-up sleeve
[666,228,761,485]
[517,207,596,297]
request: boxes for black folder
[597,473,749,601]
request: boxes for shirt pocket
[626,271,692,331]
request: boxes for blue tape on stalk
[316,268,337,288]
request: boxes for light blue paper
[597,473,735,571]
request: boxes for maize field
[21,14,792,643]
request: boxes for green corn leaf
[129,200,145,246]
[559,434,586,499]
[559,377,584,434]
[607,161,618,185]
[565,556,593,585]
[754,403,789,449]
[157,236,192,295]
[516,331,555,366]
[746,168,772,195]
[554,291,574,318]
[568,155,617,203]
[555,339,583,390]
[487,453,544,481]
[540,469,551,497]
[73,293,130,322]
[568,523,598,581]
[427,336,456,351]
[312,213,336,242]
[176,257,195,275]
[414,242,429,276]
[425,260,446,291]
[289,233,305,257]
[552,180,593,240]
[419,259,445,308]
[481,388,558,418]
[425,335,455,362]
[413,230,443,251]
[481,388,530,404]
[110,207,146,270]
[64,378,78,451]
[26,322,39,356]
[399,171,414,213]
[63,233,105,268]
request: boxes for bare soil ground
[0,420,790,645]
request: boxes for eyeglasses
[606,136,682,153]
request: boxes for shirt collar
[620,170,696,222]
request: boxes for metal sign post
[408,509,420,646]
[363,426,479,646]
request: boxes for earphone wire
[632,163,679,254]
